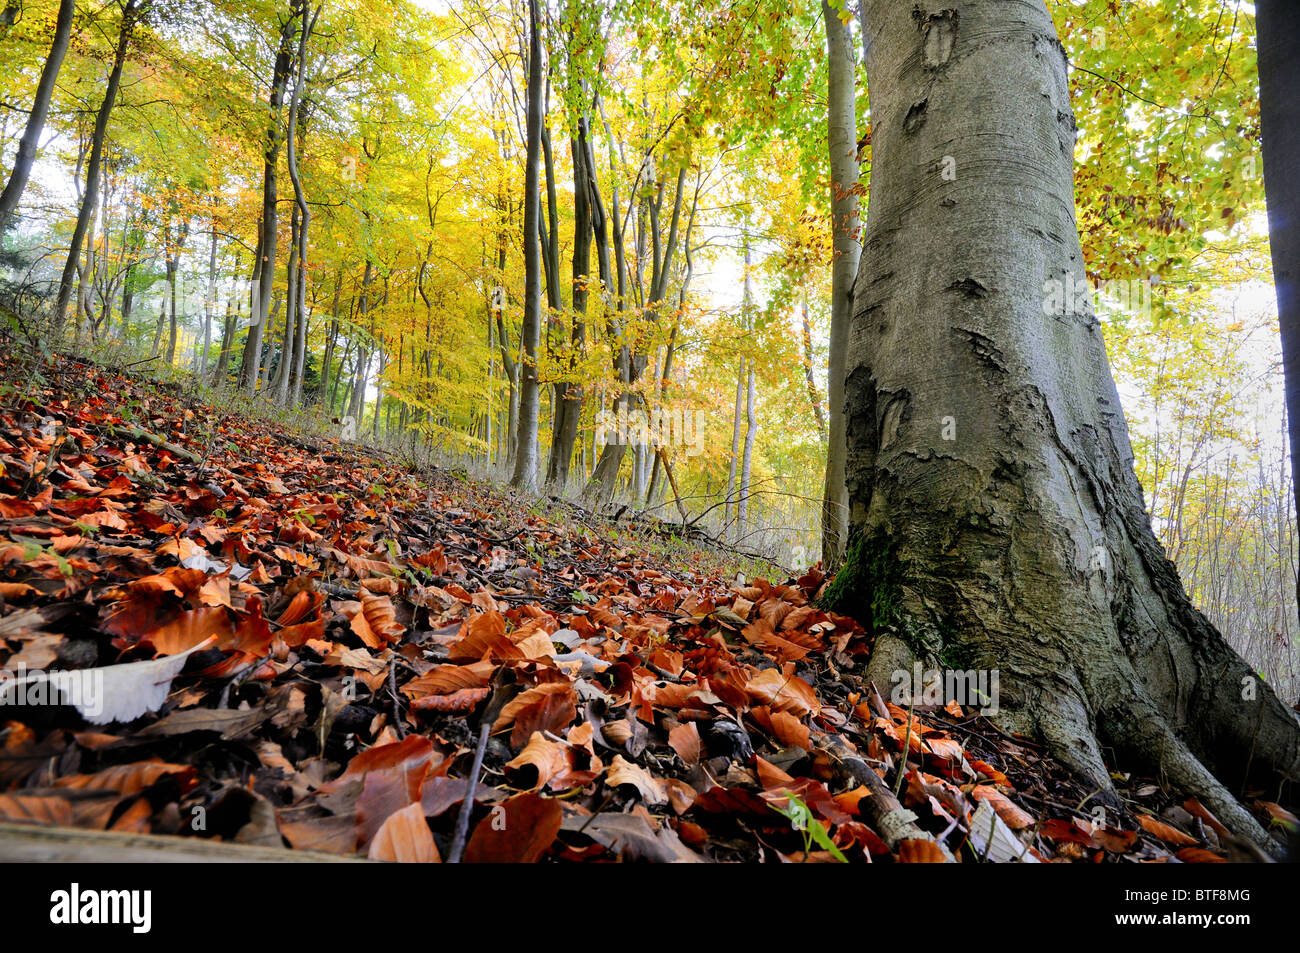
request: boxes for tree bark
[544,117,593,490]
[239,5,297,394]
[824,0,1299,856]
[163,219,188,365]
[510,0,545,492]
[1256,0,1300,624]
[53,0,140,334]
[201,222,219,380]
[801,294,827,441]
[0,0,76,234]
[820,0,860,569]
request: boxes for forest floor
[0,353,1286,863]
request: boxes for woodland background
[1,0,1294,699]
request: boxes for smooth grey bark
[277,7,320,413]
[345,261,374,421]
[0,0,75,234]
[53,0,140,334]
[825,0,1299,855]
[584,165,687,504]
[738,359,756,539]
[802,294,827,440]
[510,0,545,492]
[725,364,743,531]
[272,204,299,404]
[646,174,700,505]
[737,236,756,539]
[239,5,297,394]
[1256,0,1300,623]
[544,115,593,491]
[163,218,188,365]
[820,0,860,569]
[200,223,218,379]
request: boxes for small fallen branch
[446,720,492,863]
[815,731,955,862]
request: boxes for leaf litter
[0,356,1289,863]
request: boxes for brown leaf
[668,721,701,765]
[968,784,1034,830]
[745,666,819,716]
[607,755,668,806]
[319,735,434,800]
[351,590,403,648]
[0,793,74,826]
[1175,846,1228,863]
[410,687,490,713]
[140,606,233,655]
[54,760,197,797]
[368,802,440,862]
[1136,813,1199,846]
[504,732,573,790]
[898,839,948,863]
[464,792,561,863]
[769,710,810,750]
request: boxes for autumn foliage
[0,357,1292,862]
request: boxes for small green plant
[769,793,847,862]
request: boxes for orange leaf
[769,710,811,749]
[1136,813,1199,846]
[464,792,561,863]
[898,839,948,863]
[668,722,701,765]
[968,784,1034,829]
[54,760,196,797]
[368,802,440,862]
[1175,846,1228,863]
[351,590,403,647]
[504,732,573,790]
[141,606,232,655]
[410,687,490,713]
[0,793,74,826]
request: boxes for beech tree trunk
[0,0,75,234]
[1256,0,1300,624]
[544,116,593,491]
[823,0,1299,856]
[239,5,297,394]
[510,0,545,492]
[53,0,139,334]
[820,0,860,569]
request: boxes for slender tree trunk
[164,220,187,365]
[0,0,75,234]
[285,0,318,406]
[201,223,218,379]
[802,293,827,440]
[545,118,592,490]
[345,262,375,421]
[1257,0,1300,623]
[738,361,756,540]
[820,0,860,569]
[826,0,1300,856]
[320,268,342,401]
[725,365,743,530]
[53,0,140,334]
[510,0,545,491]
[273,204,298,404]
[239,6,296,393]
[737,238,757,539]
